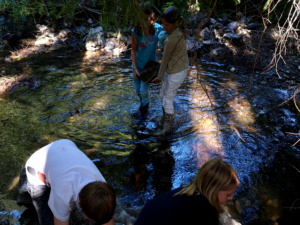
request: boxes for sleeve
[131,28,139,41]
[157,37,176,80]
[48,189,72,221]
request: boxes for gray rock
[241,16,247,24]
[200,27,210,39]
[35,37,58,46]
[247,23,258,30]
[85,26,106,51]
[224,33,241,39]
[298,65,300,70]
[224,29,234,33]
[214,23,223,29]
[114,199,137,225]
[76,26,87,34]
[186,37,203,53]
[104,38,116,52]
[209,47,224,57]
[209,18,216,24]
[36,24,49,33]
[214,29,223,39]
[203,40,215,45]
[221,17,231,26]
[58,29,71,39]
[227,22,239,31]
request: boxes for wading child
[134,158,239,225]
[131,2,164,118]
[25,139,116,225]
[152,6,189,133]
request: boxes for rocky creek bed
[0,12,300,225]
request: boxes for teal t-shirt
[131,23,164,69]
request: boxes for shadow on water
[0,49,300,224]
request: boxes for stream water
[0,49,300,225]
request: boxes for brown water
[0,49,300,225]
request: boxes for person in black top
[134,158,239,225]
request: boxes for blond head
[175,158,239,213]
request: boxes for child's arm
[153,38,176,83]
[131,33,140,79]
[54,216,69,225]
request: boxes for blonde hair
[174,158,239,213]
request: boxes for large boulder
[85,26,106,51]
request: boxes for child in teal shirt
[131,3,164,119]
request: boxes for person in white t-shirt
[25,139,116,225]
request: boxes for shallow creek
[0,49,300,225]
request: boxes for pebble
[298,66,300,70]
[230,67,236,72]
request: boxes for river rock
[203,40,215,45]
[214,23,223,29]
[221,17,231,26]
[35,36,58,46]
[104,38,116,53]
[209,18,217,24]
[76,26,88,34]
[241,16,247,24]
[227,22,239,31]
[200,27,210,39]
[36,24,49,33]
[214,28,224,38]
[247,23,258,30]
[186,37,203,53]
[209,47,224,57]
[223,33,244,46]
[85,26,106,51]
[58,29,71,39]
[224,29,234,33]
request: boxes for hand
[134,68,140,79]
[152,78,161,84]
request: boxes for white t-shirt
[25,139,106,221]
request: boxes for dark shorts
[26,180,54,225]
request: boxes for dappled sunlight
[188,69,225,166]
[227,97,255,126]
[83,50,103,61]
[92,64,105,73]
[7,176,19,192]
[91,97,109,110]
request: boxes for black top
[134,187,219,225]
